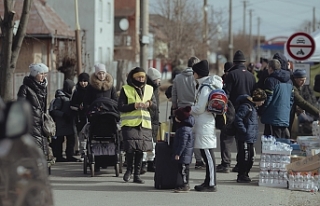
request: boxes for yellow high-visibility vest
[121,84,153,129]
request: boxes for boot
[133,151,145,184]
[140,161,147,175]
[123,152,134,182]
[147,161,155,172]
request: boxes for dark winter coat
[118,70,157,152]
[147,76,160,142]
[224,63,256,106]
[70,83,88,132]
[84,73,118,110]
[255,69,269,90]
[289,75,319,132]
[17,76,48,155]
[173,115,195,164]
[260,69,293,127]
[234,95,259,143]
[50,90,75,137]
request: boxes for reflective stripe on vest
[120,84,153,129]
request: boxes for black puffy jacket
[17,76,48,156]
[50,90,75,137]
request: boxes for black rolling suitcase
[154,142,183,189]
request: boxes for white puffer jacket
[191,75,223,149]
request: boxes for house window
[99,47,103,62]
[99,0,103,21]
[107,2,111,23]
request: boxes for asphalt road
[51,100,320,206]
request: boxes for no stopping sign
[285,32,316,61]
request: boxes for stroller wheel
[90,164,95,177]
[119,153,123,174]
[83,155,88,174]
[115,164,119,177]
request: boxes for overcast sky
[150,0,320,40]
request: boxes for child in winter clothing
[234,88,267,183]
[173,106,195,192]
[50,79,78,162]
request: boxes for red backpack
[199,84,228,115]
[207,89,228,115]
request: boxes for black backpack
[221,102,252,136]
[314,74,320,93]
[215,100,235,132]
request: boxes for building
[0,0,75,100]
[47,0,114,75]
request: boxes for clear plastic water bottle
[288,173,294,189]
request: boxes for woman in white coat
[191,60,223,192]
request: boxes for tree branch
[12,0,32,68]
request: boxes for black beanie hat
[224,62,233,72]
[131,67,146,78]
[78,72,89,82]
[192,60,209,77]
[252,88,267,102]
[233,50,246,62]
[175,106,192,122]
[293,69,307,78]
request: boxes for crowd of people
[16,48,320,194]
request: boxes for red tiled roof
[0,0,74,39]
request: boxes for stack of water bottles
[259,135,292,188]
[288,171,319,192]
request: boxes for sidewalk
[51,101,320,206]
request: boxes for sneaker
[174,185,190,193]
[216,164,230,173]
[195,161,205,169]
[232,165,239,173]
[237,175,251,183]
[194,184,217,192]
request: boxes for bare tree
[57,56,77,81]
[152,0,226,68]
[0,0,32,101]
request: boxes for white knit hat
[29,63,49,77]
[147,67,161,81]
[94,63,107,76]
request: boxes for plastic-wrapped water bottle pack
[288,171,319,192]
[261,135,292,152]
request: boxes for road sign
[286,32,316,61]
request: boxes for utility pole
[74,0,82,75]
[257,17,261,63]
[203,0,209,60]
[140,0,149,70]
[249,9,253,62]
[243,1,247,36]
[313,7,316,32]
[228,0,233,61]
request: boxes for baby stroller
[83,97,122,177]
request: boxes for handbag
[29,88,56,137]
[42,112,56,137]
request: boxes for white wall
[46,0,114,74]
